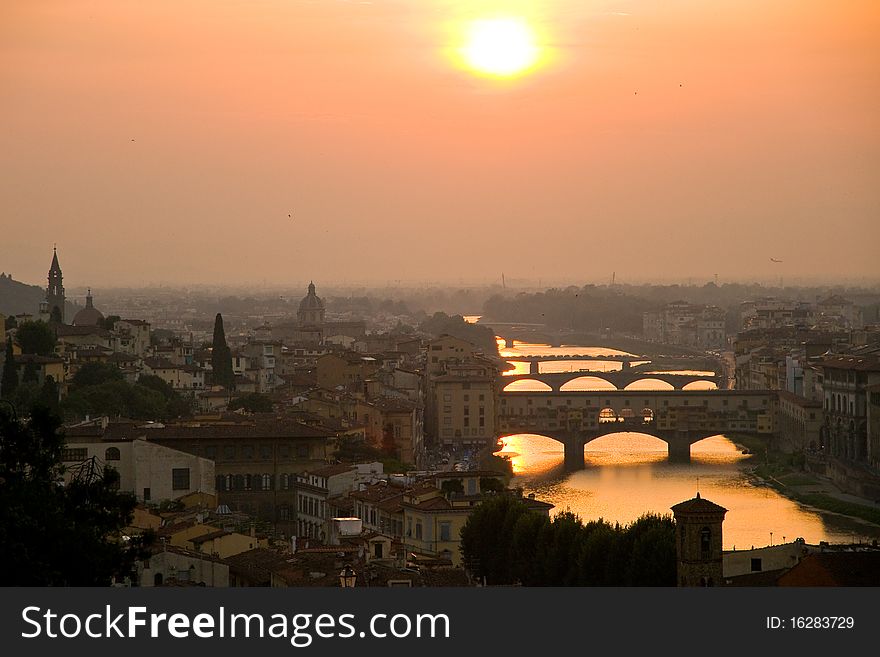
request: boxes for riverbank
[729,433,880,528]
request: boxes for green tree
[49,306,63,325]
[228,392,273,414]
[21,359,38,384]
[211,313,235,390]
[11,382,40,416]
[62,380,167,421]
[16,320,56,356]
[441,478,464,496]
[5,315,17,331]
[100,314,121,331]
[71,362,123,388]
[1,337,18,398]
[37,375,60,414]
[0,406,149,585]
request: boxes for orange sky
[1,0,878,287]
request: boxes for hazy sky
[1,0,878,288]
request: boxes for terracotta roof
[820,355,880,372]
[671,493,728,515]
[777,552,880,586]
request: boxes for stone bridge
[501,370,722,392]
[498,389,776,469]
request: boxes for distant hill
[0,273,77,318]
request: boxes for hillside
[0,273,77,318]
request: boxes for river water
[494,340,880,548]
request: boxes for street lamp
[339,565,357,588]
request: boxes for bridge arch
[559,376,618,392]
[503,379,552,392]
[623,378,674,391]
[682,380,718,391]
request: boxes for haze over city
[2,0,878,286]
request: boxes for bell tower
[671,493,727,587]
[46,246,65,323]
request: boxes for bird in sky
[770,258,783,263]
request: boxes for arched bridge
[501,370,722,392]
[498,389,776,468]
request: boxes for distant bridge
[501,370,722,392]
[498,389,776,468]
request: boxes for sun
[461,17,540,78]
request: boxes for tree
[441,478,464,496]
[4,315,17,331]
[460,495,677,586]
[21,359,38,384]
[0,405,148,585]
[62,380,167,421]
[71,362,123,388]
[100,314,121,331]
[228,392,273,414]
[1,337,17,398]
[15,320,56,356]
[37,375,60,414]
[49,306,63,325]
[211,313,235,390]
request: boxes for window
[750,558,762,572]
[204,445,217,460]
[172,468,190,491]
[243,445,254,459]
[415,521,423,540]
[61,448,88,462]
[143,488,151,502]
[700,527,711,558]
[105,447,121,461]
[261,445,271,460]
[224,446,235,459]
[439,521,451,542]
[261,474,272,490]
[281,473,289,490]
[297,445,309,458]
[464,394,469,402]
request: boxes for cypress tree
[38,375,60,413]
[1,338,18,399]
[211,313,235,390]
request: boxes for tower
[45,247,65,324]
[671,493,727,587]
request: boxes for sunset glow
[460,18,540,78]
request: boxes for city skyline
[2,0,878,286]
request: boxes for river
[493,340,880,548]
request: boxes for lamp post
[339,565,357,588]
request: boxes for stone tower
[671,493,727,587]
[45,247,65,323]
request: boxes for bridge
[498,389,776,469]
[501,370,722,392]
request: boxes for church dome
[72,289,105,327]
[298,281,324,312]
